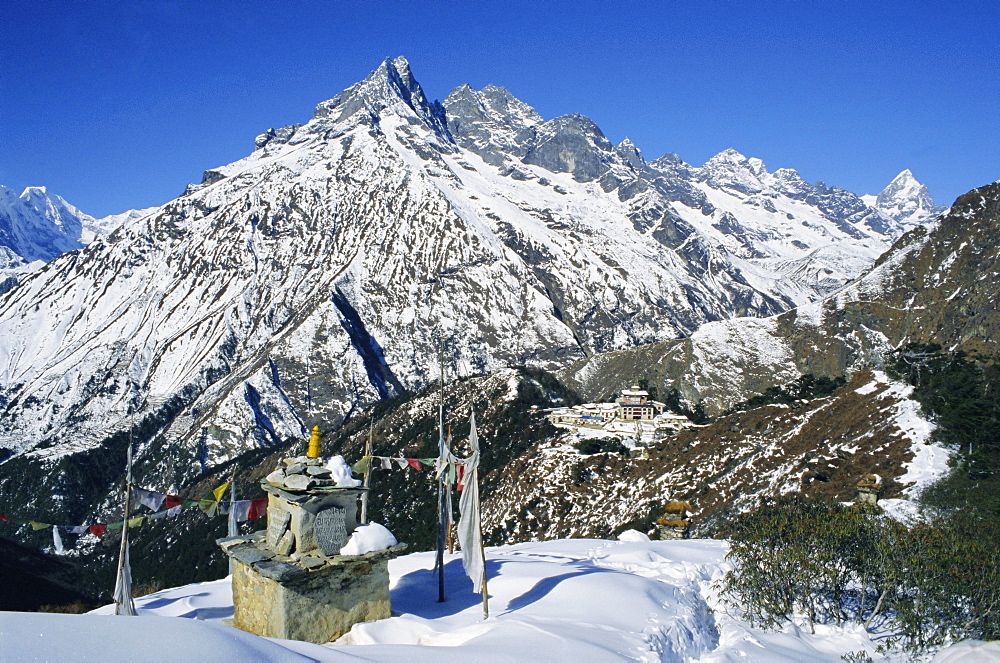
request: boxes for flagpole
[447,425,455,555]
[436,351,446,603]
[114,436,137,616]
[480,539,489,619]
[227,466,237,575]
[361,421,373,524]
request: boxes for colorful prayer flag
[248,498,267,520]
[212,481,230,503]
[89,524,107,538]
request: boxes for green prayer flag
[352,456,371,474]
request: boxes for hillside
[561,182,1000,414]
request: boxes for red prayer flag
[248,498,267,520]
[89,524,107,538]
[456,464,466,491]
[0,513,7,522]
[164,495,182,508]
[406,458,423,471]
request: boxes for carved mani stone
[267,507,291,548]
[314,507,349,557]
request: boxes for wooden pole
[227,466,237,575]
[436,352,446,602]
[480,539,489,619]
[361,421,373,524]
[446,425,455,555]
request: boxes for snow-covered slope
[3,536,910,662]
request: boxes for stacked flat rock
[265,456,335,491]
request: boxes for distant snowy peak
[0,184,152,277]
[0,185,87,268]
[81,206,158,244]
[867,169,946,226]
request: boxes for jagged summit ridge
[313,55,450,138]
[871,169,947,225]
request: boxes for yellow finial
[307,425,321,458]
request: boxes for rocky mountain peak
[313,56,448,137]
[697,149,768,195]
[444,82,543,165]
[873,169,945,226]
[614,138,645,169]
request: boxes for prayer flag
[107,521,124,531]
[164,495,182,508]
[166,505,183,517]
[30,521,50,530]
[231,500,251,522]
[248,498,267,520]
[406,458,423,471]
[53,526,65,554]
[68,525,89,535]
[212,481,230,503]
[128,516,147,528]
[381,457,393,470]
[132,487,166,512]
[395,458,409,470]
[352,456,371,474]
[113,543,137,616]
[457,410,484,594]
[89,524,107,538]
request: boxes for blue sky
[2,0,997,217]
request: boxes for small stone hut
[855,473,882,505]
[218,455,405,644]
[655,500,692,540]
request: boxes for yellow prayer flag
[29,521,50,530]
[128,516,147,528]
[212,481,231,503]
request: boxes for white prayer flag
[132,487,166,512]
[113,544,137,616]
[457,410,484,594]
[52,526,65,554]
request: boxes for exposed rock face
[228,541,398,643]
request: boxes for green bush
[573,437,627,455]
[720,495,1000,653]
[725,374,847,414]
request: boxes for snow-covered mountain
[561,181,1000,415]
[0,185,152,291]
[0,186,87,270]
[863,169,947,227]
[0,57,948,542]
